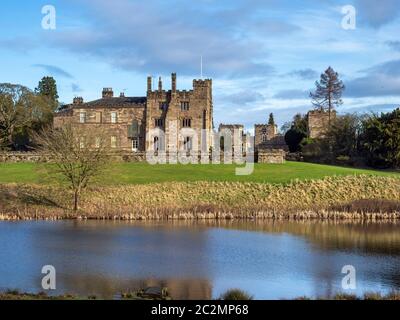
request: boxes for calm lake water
[0,220,399,299]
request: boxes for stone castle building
[254,122,288,151]
[307,109,337,139]
[54,73,214,153]
[218,124,248,153]
[53,73,293,164]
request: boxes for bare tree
[33,123,111,211]
[310,67,345,125]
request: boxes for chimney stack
[171,73,177,92]
[147,76,152,92]
[73,97,83,105]
[102,88,114,98]
[158,77,162,91]
[120,92,125,97]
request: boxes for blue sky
[1,0,400,130]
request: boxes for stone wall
[1,151,261,163]
[146,74,213,152]
[0,152,51,163]
[257,149,286,164]
[0,152,147,163]
[254,123,278,148]
[54,103,147,153]
[307,109,336,139]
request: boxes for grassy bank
[0,289,168,300]
[2,289,399,300]
[0,161,398,185]
[1,175,400,221]
[0,290,84,300]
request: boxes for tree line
[284,67,400,169]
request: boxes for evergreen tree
[35,76,59,109]
[284,113,308,152]
[268,113,275,126]
[310,67,345,125]
[360,108,400,168]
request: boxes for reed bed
[1,175,400,221]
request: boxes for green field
[0,161,398,185]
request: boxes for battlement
[146,74,210,99]
[193,79,212,88]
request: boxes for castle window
[154,136,160,151]
[184,136,192,151]
[182,118,191,128]
[96,112,102,123]
[111,112,118,123]
[155,118,164,127]
[159,102,168,111]
[132,138,139,151]
[262,134,268,142]
[181,102,190,111]
[111,136,117,148]
[79,112,86,123]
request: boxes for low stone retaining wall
[257,149,286,164]
[1,151,287,164]
[0,152,148,163]
[0,152,52,163]
[1,152,257,163]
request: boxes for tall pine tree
[310,67,345,125]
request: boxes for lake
[0,220,399,299]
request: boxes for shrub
[220,289,253,300]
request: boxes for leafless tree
[33,123,111,211]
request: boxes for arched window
[262,134,268,142]
[184,136,192,151]
[154,136,159,151]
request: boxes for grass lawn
[0,161,398,185]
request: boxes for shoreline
[1,210,400,221]
[1,175,400,222]
[1,289,399,300]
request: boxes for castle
[54,73,214,153]
[54,73,330,163]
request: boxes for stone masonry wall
[257,149,286,164]
[54,105,146,152]
[307,109,337,139]
[254,124,278,148]
[146,75,213,153]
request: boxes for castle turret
[158,77,162,91]
[171,73,177,93]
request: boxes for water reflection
[0,220,399,299]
